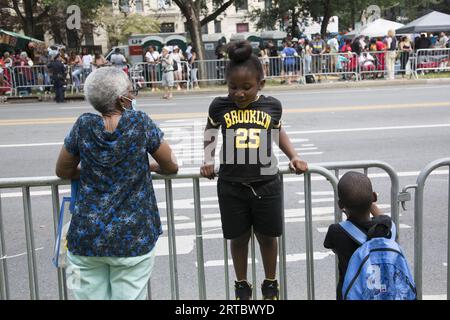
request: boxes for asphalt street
[0,83,449,300]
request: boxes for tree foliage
[172,0,237,61]
[0,0,108,43]
[249,0,419,37]
[98,6,160,47]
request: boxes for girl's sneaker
[235,280,252,300]
[261,279,279,300]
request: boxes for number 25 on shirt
[235,128,261,149]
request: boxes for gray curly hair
[84,67,131,114]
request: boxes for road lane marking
[200,251,334,267]
[0,142,63,148]
[2,101,450,126]
[288,123,450,135]
[2,122,448,148]
[0,247,44,260]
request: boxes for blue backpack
[340,220,417,300]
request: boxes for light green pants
[66,248,155,300]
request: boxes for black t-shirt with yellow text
[207,95,282,183]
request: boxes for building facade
[112,0,266,41]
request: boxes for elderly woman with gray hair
[55,67,178,300]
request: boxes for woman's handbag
[52,180,79,268]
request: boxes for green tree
[172,0,244,80]
[248,0,310,37]
[98,6,160,47]
[0,0,109,44]
[172,0,239,62]
[0,0,52,39]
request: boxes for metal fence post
[0,193,10,300]
[165,179,179,300]
[223,239,230,300]
[303,172,315,300]
[50,185,68,300]
[278,174,288,300]
[22,187,39,300]
[193,178,206,300]
[250,228,257,300]
[333,169,341,288]
[448,165,450,300]
[413,158,450,300]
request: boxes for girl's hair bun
[227,41,253,63]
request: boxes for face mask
[121,96,137,110]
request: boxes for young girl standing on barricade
[200,41,308,300]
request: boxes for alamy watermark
[66,5,81,31]
[168,121,281,176]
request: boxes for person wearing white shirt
[438,32,449,48]
[145,46,160,92]
[384,29,397,80]
[81,48,93,81]
[327,34,339,72]
[171,46,184,90]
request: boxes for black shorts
[217,175,283,239]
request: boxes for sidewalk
[2,77,450,103]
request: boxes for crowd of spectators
[255,31,449,82]
[1,32,449,96]
[0,45,112,98]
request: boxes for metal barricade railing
[0,160,408,300]
[400,158,450,300]
[396,50,415,78]
[305,52,359,82]
[192,59,226,85]
[264,56,283,80]
[10,65,54,95]
[358,50,387,80]
[415,48,450,77]
[0,165,338,300]
[129,62,190,91]
[3,50,450,97]
[318,161,401,233]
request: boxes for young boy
[324,171,393,300]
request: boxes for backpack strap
[339,221,367,245]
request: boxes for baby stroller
[129,64,145,95]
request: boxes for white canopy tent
[347,18,405,38]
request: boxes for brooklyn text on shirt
[223,109,272,129]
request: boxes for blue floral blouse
[64,110,164,257]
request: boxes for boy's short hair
[338,171,373,215]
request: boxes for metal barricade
[358,50,387,80]
[415,48,450,77]
[265,56,283,80]
[318,161,401,233]
[401,158,450,300]
[0,159,407,300]
[305,52,359,82]
[10,65,53,95]
[272,56,305,84]
[192,59,226,85]
[130,62,190,91]
[396,50,415,79]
